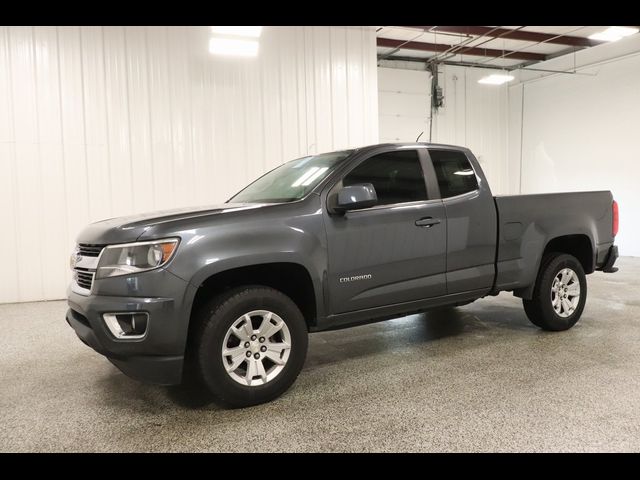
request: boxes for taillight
[612,200,619,237]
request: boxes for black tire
[523,253,587,331]
[191,286,308,408]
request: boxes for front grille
[73,243,104,294]
[75,270,94,290]
[78,243,105,257]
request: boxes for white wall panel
[0,28,23,303]
[346,27,365,149]
[0,26,379,303]
[81,26,112,224]
[330,28,349,150]
[506,83,524,195]
[103,27,135,217]
[431,65,509,195]
[361,29,379,148]
[125,26,156,215]
[508,36,640,257]
[379,91,430,119]
[377,67,430,143]
[312,28,334,153]
[35,26,69,300]
[10,27,45,302]
[146,26,176,211]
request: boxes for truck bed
[493,191,614,296]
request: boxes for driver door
[323,147,447,314]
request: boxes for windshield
[229,150,353,203]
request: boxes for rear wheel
[192,286,308,408]
[523,253,587,331]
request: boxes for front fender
[171,252,327,331]
[151,198,329,326]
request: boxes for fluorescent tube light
[589,26,639,42]
[209,37,259,57]
[210,26,263,38]
[478,74,514,85]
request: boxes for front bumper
[65,268,196,385]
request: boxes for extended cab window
[429,149,479,198]
[343,150,427,206]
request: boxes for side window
[429,149,479,198]
[343,150,427,206]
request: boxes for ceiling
[376,26,631,70]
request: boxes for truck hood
[76,203,270,245]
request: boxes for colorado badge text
[339,274,372,283]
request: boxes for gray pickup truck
[66,143,619,407]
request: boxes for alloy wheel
[550,268,581,318]
[221,310,292,386]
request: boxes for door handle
[415,217,441,227]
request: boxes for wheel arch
[514,233,594,299]
[185,262,319,349]
[542,234,594,274]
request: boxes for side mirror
[335,183,378,212]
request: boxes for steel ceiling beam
[376,37,547,62]
[379,55,595,76]
[401,26,604,47]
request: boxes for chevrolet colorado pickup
[66,143,619,407]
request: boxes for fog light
[103,312,149,339]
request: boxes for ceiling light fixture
[589,26,639,42]
[478,74,514,85]
[209,37,259,57]
[210,26,263,38]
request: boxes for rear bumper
[597,245,619,273]
[66,279,191,385]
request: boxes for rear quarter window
[429,149,479,198]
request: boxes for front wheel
[192,286,308,408]
[523,253,587,331]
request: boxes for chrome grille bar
[71,244,105,295]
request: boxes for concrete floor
[1,257,639,452]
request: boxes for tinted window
[343,150,427,206]
[429,149,479,198]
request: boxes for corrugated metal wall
[0,26,379,304]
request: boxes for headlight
[96,238,180,279]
